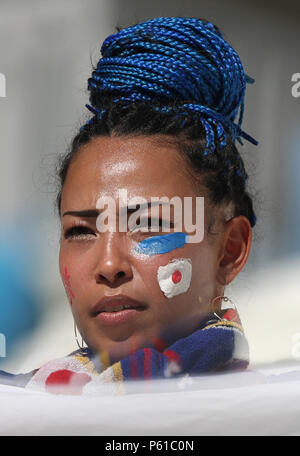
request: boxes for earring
[211,295,236,321]
[74,322,88,354]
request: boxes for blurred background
[0,0,299,373]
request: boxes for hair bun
[84,16,258,149]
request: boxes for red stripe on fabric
[130,353,139,379]
[129,335,140,379]
[164,349,181,366]
[143,348,152,379]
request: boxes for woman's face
[59,135,226,362]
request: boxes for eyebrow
[62,200,171,218]
[62,209,99,218]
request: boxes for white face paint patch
[157,258,192,298]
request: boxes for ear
[216,216,252,286]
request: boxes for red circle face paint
[172,270,182,284]
[157,258,192,298]
[62,266,75,305]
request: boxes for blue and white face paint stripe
[133,232,189,256]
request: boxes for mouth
[91,294,148,326]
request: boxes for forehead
[61,135,203,211]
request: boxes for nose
[93,233,133,286]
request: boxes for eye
[64,225,96,240]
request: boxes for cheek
[133,251,193,299]
[59,247,88,308]
[157,258,192,298]
[61,265,75,306]
[133,233,193,299]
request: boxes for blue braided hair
[57,17,257,227]
[83,16,258,153]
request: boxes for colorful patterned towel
[0,308,249,395]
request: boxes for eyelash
[64,224,95,240]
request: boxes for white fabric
[1,362,300,436]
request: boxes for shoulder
[0,368,38,388]
[0,349,85,389]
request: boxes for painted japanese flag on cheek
[157,258,192,298]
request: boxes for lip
[91,294,148,327]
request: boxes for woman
[0,16,258,395]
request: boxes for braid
[56,17,258,227]
[83,17,257,149]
